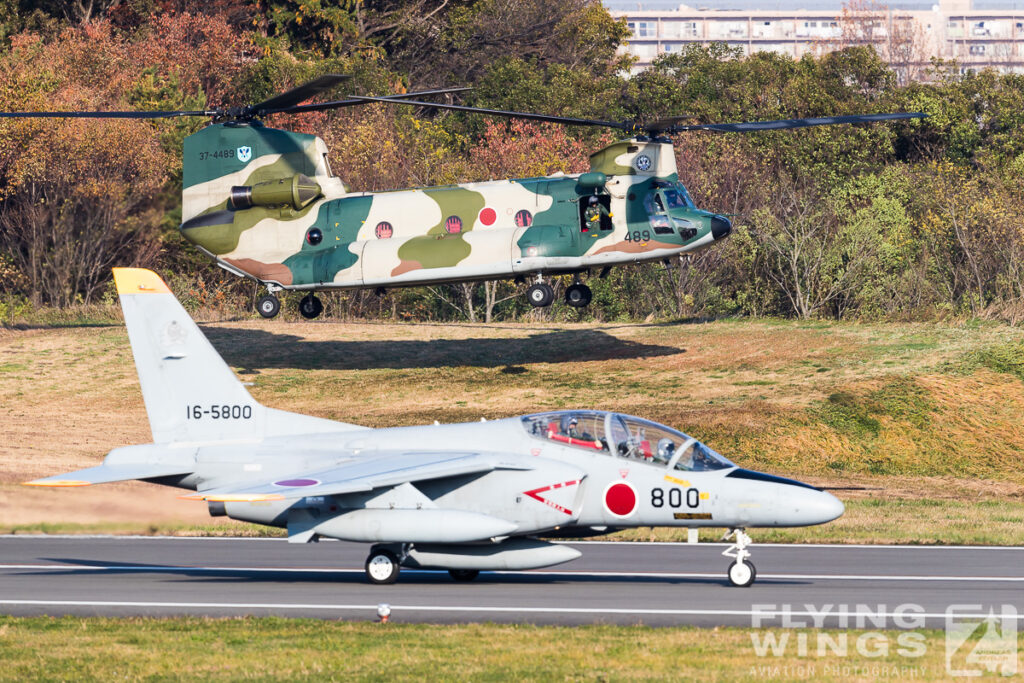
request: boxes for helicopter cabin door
[578,194,613,235]
[318,198,365,286]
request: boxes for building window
[632,21,656,37]
[969,44,986,55]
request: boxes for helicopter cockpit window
[521,411,608,452]
[644,192,665,216]
[644,193,675,234]
[673,440,733,472]
[662,189,689,210]
[674,183,695,208]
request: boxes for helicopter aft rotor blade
[348,95,631,130]
[651,112,926,134]
[348,96,925,136]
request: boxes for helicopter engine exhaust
[229,173,322,211]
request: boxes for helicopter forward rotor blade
[276,87,474,115]
[652,112,926,134]
[348,95,630,130]
[0,109,213,119]
[245,74,352,117]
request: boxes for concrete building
[607,0,1024,76]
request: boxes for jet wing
[184,451,533,502]
[24,463,194,487]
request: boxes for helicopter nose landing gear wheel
[565,283,592,308]
[256,294,280,319]
[365,547,400,584]
[526,283,554,308]
[298,293,324,319]
[722,528,756,587]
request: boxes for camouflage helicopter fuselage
[180,123,732,294]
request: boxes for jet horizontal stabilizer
[25,463,193,487]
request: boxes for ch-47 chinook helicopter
[2,75,923,318]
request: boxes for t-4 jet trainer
[27,268,843,587]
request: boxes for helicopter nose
[710,215,732,240]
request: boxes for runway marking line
[2,535,1024,551]
[0,599,1023,621]
[1,564,1022,582]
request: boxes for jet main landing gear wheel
[565,283,592,308]
[299,293,324,319]
[526,283,555,308]
[365,548,400,584]
[727,560,756,587]
[448,569,480,582]
[722,528,756,587]
[256,294,280,319]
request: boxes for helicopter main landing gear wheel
[526,283,555,308]
[448,569,480,582]
[722,528,756,587]
[298,293,323,319]
[256,294,280,319]
[565,283,592,308]
[365,548,400,584]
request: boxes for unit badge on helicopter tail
[237,146,252,162]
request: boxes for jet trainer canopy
[521,410,734,472]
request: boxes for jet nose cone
[804,490,845,525]
[710,215,732,240]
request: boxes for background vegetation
[1,0,1023,325]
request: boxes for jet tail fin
[113,268,361,444]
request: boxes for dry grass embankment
[2,312,1023,543]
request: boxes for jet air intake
[229,173,321,211]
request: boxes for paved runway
[1,536,1022,627]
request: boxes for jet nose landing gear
[722,528,756,587]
